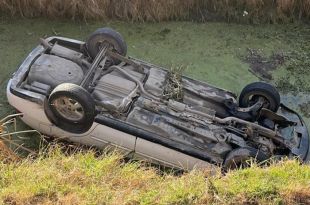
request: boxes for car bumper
[279,104,309,161]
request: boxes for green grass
[0,149,208,205]
[212,160,310,204]
[1,149,310,204]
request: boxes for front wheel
[47,83,96,134]
[239,82,280,112]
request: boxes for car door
[134,138,215,170]
[81,122,137,156]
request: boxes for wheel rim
[94,40,119,64]
[95,40,119,54]
[244,94,271,109]
[52,97,85,121]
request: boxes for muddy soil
[244,48,286,80]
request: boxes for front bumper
[279,104,309,161]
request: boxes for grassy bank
[0,149,310,204]
[0,0,310,23]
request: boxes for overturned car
[7,28,309,170]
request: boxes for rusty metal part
[39,38,53,50]
[40,38,91,68]
[186,107,292,148]
[92,73,139,112]
[107,50,144,72]
[138,97,292,149]
[81,46,107,88]
[108,66,160,101]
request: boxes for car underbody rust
[7,28,309,170]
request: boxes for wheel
[86,27,127,64]
[239,82,280,112]
[47,83,96,134]
[223,147,267,171]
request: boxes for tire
[47,83,96,134]
[239,82,280,112]
[223,147,268,171]
[86,27,127,64]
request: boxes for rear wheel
[239,82,280,112]
[223,147,268,171]
[86,27,127,64]
[47,83,96,134]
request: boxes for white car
[7,28,309,171]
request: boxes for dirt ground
[244,48,286,80]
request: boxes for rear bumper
[9,36,85,105]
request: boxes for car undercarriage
[8,28,309,170]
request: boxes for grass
[0,149,209,205]
[213,160,310,204]
[1,149,310,204]
[0,0,310,23]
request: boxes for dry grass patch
[281,186,310,205]
[0,141,20,163]
[0,0,309,23]
[0,120,20,163]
